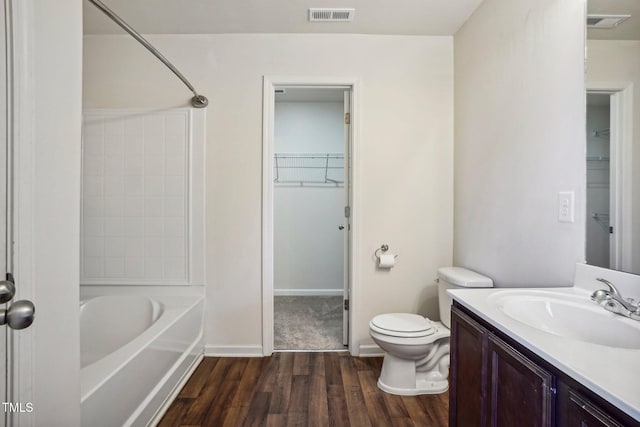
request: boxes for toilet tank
[437,267,493,328]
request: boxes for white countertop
[448,285,640,422]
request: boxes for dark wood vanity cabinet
[450,303,639,427]
[558,388,624,427]
[450,305,554,426]
[485,334,555,426]
[449,305,487,426]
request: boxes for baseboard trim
[205,344,379,358]
[274,289,343,296]
[205,344,264,357]
[358,344,384,357]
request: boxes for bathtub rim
[80,294,203,402]
[126,335,203,426]
[79,295,164,369]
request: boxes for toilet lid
[370,313,435,338]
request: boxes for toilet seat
[370,313,435,338]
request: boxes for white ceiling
[83,0,484,36]
[83,1,640,41]
[588,0,640,40]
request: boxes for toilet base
[377,352,449,396]
[377,377,449,396]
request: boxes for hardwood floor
[159,352,449,427]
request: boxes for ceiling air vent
[309,8,355,22]
[587,14,631,29]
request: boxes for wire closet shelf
[274,153,344,186]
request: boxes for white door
[342,90,351,346]
[1,3,36,425]
[0,1,8,422]
[0,1,82,425]
[608,91,621,271]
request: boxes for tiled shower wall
[81,110,193,284]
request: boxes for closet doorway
[262,79,355,354]
[586,93,612,268]
[585,87,633,272]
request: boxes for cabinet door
[450,306,488,427]
[486,335,555,427]
[563,390,624,427]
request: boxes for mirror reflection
[586,0,640,274]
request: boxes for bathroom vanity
[448,265,640,427]
[450,304,636,426]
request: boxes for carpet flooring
[274,296,345,351]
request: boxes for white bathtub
[80,295,204,427]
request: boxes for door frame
[261,76,360,356]
[586,83,633,271]
[1,0,9,423]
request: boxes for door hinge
[344,206,351,218]
[344,112,350,125]
[344,299,349,311]
[609,226,614,234]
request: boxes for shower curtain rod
[87,0,208,108]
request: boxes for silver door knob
[338,225,345,230]
[0,300,35,330]
[0,273,16,304]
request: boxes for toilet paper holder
[374,244,398,261]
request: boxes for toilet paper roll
[378,253,395,268]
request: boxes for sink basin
[489,291,640,349]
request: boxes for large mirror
[586,0,640,274]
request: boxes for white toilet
[369,267,493,395]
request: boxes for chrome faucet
[590,278,640,321]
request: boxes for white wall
[275,186,344,294]
[453,0,586,286]
[275,102,343,152]
[587,40,640,274]
[83,34,454,354]
[274,101,344,294]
